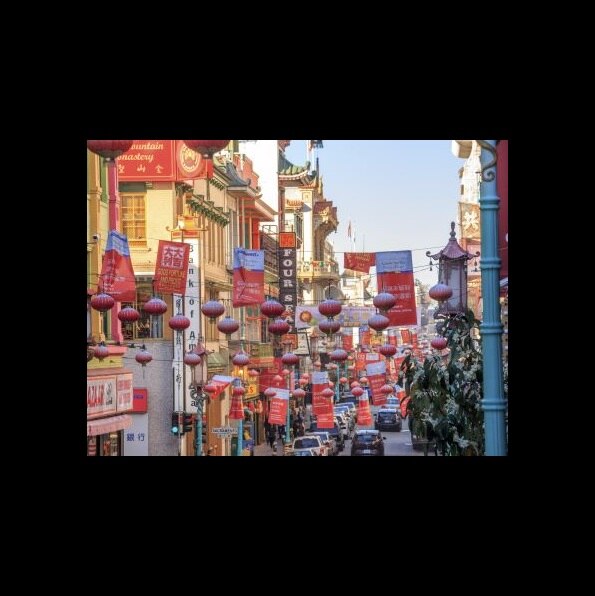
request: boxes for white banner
[366,360,386,376]
[122,414,149,456]
[87,376,117,418]
[312,371,329,385]
[184,238,200,414]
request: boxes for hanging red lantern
[282,368,291,376]
[268,318,290,336]
[340,377,348,384]
[319,318,341,335]
[135,349,153,366]
[373,292,397,312]
[379,344,397,357]
[272,375,283,385]
[350,381,360,389]
[380,384,394,395]
[229,394,245,420]
[348,365,355,371]
[118,306,140,323]
[298,378,308,387]
[318,299,342,318]
[260,299,284,319]
[87,140,134,161]
[248,368,259,378]
[429,282,453,302]
[90,293,115,312]
[292,388,306,400]
[169,314,191,331]
[232,386,246,397]
[217,316,239,336]
[360,377,369,385]
[232,351,250,367]
[431,337,448,350]
[201,300,225,320]
[143,297,167,316]
[368,313,390,332]
[184,352,202,367]
[321,388,335,399]
[94,343,110,360]
[281,352,299,366]
[329,348,348,362]
[264,387,277,398]
[351,386,364,398]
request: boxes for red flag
[344,252,375,273]
[99,230,136,301]
[232,248,264,307]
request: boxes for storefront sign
[132,387,148,413]
[87,376,117,418]
[123,413,149,456]
[154,240,190,294]
[183,237,200,414]
[176,140,206,179]
[117,140,175,180]
[279,232,296,248]
[117,373,134,412]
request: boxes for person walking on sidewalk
[267,425,277,449]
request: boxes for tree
[408,309,485,456]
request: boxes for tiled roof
[278,152,310,176]
[429,222,475,261]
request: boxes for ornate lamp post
[476,140,507,456]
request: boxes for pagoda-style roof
[223,160,250,187]
[278,151,314,180]
[428,222,477,261]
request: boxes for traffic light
[171,411,181,434]
[183,413,193,434]
[202,415,208,444]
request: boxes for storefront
[87,368,134,456]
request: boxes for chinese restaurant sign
[117,141,175,180]
[154,240,190,294]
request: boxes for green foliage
[408,310,485,456]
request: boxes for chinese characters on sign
[154,241,190,294]
[117,141,175,180]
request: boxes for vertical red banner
[368,374,387,405]
[232,248,264,307]
[268,387,289,425]
[342,334,353,351]
[99,230,136,301]
[376,251,417,326]
[357,391,372,426]
[154,240,190,294]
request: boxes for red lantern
[319,318,341,335]
[431,337,448,350]
[339,377,348,384]
[292,388,306,400]
[429,283,453,302]
[282,352,299,366]
[90,293,115,312]
[232,351,250,367]
[135,349,153,366]
[87,140,134,161]
[318,299,342,318]
[184,352,202,367]
[169,314,191,331]
[380,384,394,395]
[368,313,390,332]
[298,378,308,387]
[118,306,140,323]
[360,377,369,385]
[351,386,364,397]
[350,381,360,388]
[273,375,283,385]
[329,348,348,362]
[264,387,277,398]
[260,299,284,319]
[229,394,244,420]
[248,369,259,378]
[282,368,291,376]
[268,318,290,336]
[201,300,225,320]
[232,386,246,396]
[94,343,110,360]
[217,316,239,336]
[373,292,397,312]
[379,344,397,357]
[321,388,334,399]
[143,297,167,316]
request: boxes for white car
[292,435,328,456]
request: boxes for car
[375,408,402,432]
[309,421,345,451]
[290,448,319,456]
[292,435,328,456]
[351,430,385,456]
[306,431,339,456]
[383,396,401,411]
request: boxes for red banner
[312,384,331,415]
[208,375,233,399]
[317,408,335,429]
[268,387,289,425]
[344,252,376,273]
[376,251,417,326]
[232,249,264,307]
[400,396,411,418]
[357,392,372,426]
[154,240,190,294]
[117,141,175,181]
[360,327,371,347]
[342,334,353,351]
[401,329,412,344]
[132,387,148,413]
[99,230,136,301]
[368,374,387,405]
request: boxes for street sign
[211,426,238,437]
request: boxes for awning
[87,414,133,437]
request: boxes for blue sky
[284,140,463,289]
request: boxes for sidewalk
[253,438,288,456]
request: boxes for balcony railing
[297,260,340,279]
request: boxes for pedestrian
[267,425,277,449]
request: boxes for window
[121,194,146,246]
[121,276,164,340]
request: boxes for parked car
[292,435,328,456]
[374,408,402,432]
[289,448,319,456]
[309,421,345,451]
[383,396,401,411]
[306,431,338,456]
[351,430,385,456]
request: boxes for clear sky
[284,140,463,290]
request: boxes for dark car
[351,430,385,456]
[375,409,402,432]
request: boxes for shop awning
[207,352,228,370]
[87,414,133,437]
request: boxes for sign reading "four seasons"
[278,236,297,333]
